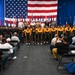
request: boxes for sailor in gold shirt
[73,26,75,36]
[31,26,36,44]
[51,26,56,39]
[35,25,40,43]
[37,26,43,45]
[62,25,66,36]
[44,26,50,43]
[22,28,26,42]
[70,26,73,34]
[65,26,71,37]
[57,26,64,37]
[25,26,32,45]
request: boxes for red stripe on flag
[28,4,58,7]
[28,15,57,18]
[28,10,57,13]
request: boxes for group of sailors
[0,22,75,45]
[22,24,75,44]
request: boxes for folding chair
[11,40,18,47]
[0,49,13,60]
[11,40,19,51]
[57,50,75,74]
[69,43,75,50]
[0,49,10,54]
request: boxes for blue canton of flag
[5,0,28,26]
[5,0,27,18]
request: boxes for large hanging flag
[4,0,58,26]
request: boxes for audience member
[50,34,61,53]
[0,38,17,60]
[0,38,13,54]
[11,32,20,50]
[0,38,9,69]
[6,38,17,59]
[52,37,69,60]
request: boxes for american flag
[4,0,58,26]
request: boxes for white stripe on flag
[28,6,57,10]
[28,1,58,5]
[28,12,57,16]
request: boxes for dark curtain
[57,0,75,26]
[0,0,4,26]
